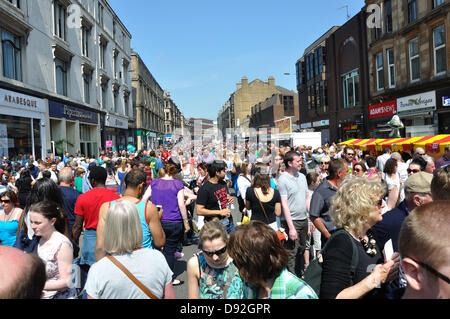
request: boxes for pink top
[38,232,76,299]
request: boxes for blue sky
[110,0,365,120]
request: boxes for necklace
[1,207,14,222]
[359,231,377,257]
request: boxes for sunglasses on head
[202,246,227,257]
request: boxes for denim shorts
[80,229,97,266]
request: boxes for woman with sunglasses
[187,218,244,299]
[0,190,23,246]
[319,176,400,299]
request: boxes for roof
[302,26,340,56]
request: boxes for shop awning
[413,135,450,154]
[339,135,450,154]
[356,139,387,152]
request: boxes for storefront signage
[275,117,292,134]
[312,119,329,127]
[105,114,128,130]
[369,100,397,119]
[106,140,113,148]
[0,88,46,113]
[397,91,436,113]
[300,122,312,129]
[49,100,98,124]
[443,96,450,107]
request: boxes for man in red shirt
[72,166,120,291]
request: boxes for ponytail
[29,201,68,235]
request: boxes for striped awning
[356,139,387,152]
[338,139,360,146]
[413,135,450,153]
[376,138,411,152]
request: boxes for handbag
[107,255,159,299]
[255,190,287,241]
[13,230,40,254]
[241,210,251,225]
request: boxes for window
[98,2,104,28]
[1,30,22,81]
[113,52,118,79]
[101,83,107,109]
[113,90,119,113]
[342,70,360,108]
[81,26,90,57]
[54,1,66,40]
[100,41,106,69]
[376,53,384,90]
[55,58,67,96]
[433,26,446,75]
[433,0,445,9]
[409,38,420,82]
[384,0,393,33]
[318,47,323,74]
[7,0,20,9]
[314,50,319,77]
[306,57,310,81]
[408,0,417,24]
[83,74,90,103]
[387,49,395,88]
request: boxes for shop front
[368,99,397,138]
[397,91,437,137]
[436,88,450,134]
[105,113,129,152]
[0,88,47,160]
[49,100,101,158]
[312,119,330,145]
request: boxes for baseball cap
[404,171,433,194]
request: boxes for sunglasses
[0,199,11,204]
[321,162,329,165]
[354,168,362,172]
[407,256,450,285]
[376,199,383,207]
[407,168,421,174]
[346,153,355,156]
[202,246,227,257]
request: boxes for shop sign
[49,100,98,124]
[443,96,450,107]
[397,91,436,113]
[369,100,397,119]
[106,140,113,148]
[105,114,128,129]
[312,119,329,127]
[0,88,46,113]
[300,122,312,129]
[275,117,292,133]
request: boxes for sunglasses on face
[321,162,329,165]
[202,246,227,257]
[0,199,11,204]
[354,168,362,173]
[376,199,383,207]
[407,168,420,174]
[346,153,355,156]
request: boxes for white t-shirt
[85,248,173,299]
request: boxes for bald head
[59,167,73,185]
[0,246,46,299]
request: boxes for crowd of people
[0,141,449,300]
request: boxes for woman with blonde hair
[85,200,174,299]
[187,218,244,299]
[318,176,400,299]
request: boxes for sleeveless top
[0,208,20,246]
[110,200,153,249]
[38,232,77,299]
[196,252,244,299]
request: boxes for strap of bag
[255,189,270,224]
[107,255,159,299]
[320,229,359,284]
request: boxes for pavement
[173,192,241,299]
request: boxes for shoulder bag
[107,254,159,299]
[255,189,287,241]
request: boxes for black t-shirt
[320,230,386,299]
[196,180,229,221]
[245,187,280,224]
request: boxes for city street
[173,192,242,299]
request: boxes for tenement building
[0,0,133,158]
[365,0,450,137]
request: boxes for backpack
[303,229,359,297]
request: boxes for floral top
[196,252,244,299]
[38,232,76,299]
[244,268,318,299]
